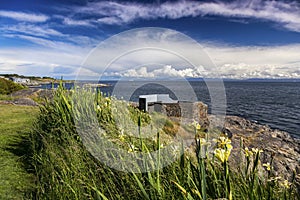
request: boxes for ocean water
[43,80,300,138]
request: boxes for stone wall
[147,101,209,129]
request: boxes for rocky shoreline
[210,115,300,191]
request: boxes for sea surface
[43,80,300,138]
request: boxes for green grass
[0,104,38,199]
[29,86,299,199]
[0,94,15,101]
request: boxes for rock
[148,101,209,130]
[218,115,300,192]
[221,127,233,138]
[11,88,41,97]
[14,98,38,106]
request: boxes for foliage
[0,74,55,81]
[0,78,25,95]
[30,85,299,199]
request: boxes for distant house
[9,77,30,84]
[139,94,178,112]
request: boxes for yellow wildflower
[268,176,281,182]
[197,138,211,146]
[263,162,271,171]
[215,136,232,150]
[96,105,101,110]
[118,129,125,141]
[192,120,201,131]
[280,180,291,189]
[119,135,125,142]
[252,148,263,154]
[214,148,231,163]
[128,144,138,153]
[244,147,253,157]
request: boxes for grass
[29,85,300,199]
[0,104,38,199]
[0,94,15,101]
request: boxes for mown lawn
[0,104,38,199]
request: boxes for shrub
[0,78,25,95]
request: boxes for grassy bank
[0,104,38,199]
[29,86,299,199]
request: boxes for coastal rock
[217,115,300,190]
[148,101,209,130]
[14,98,38,106]
[11,88,41,97]
[12,88,54,100]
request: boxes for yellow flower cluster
[214,137,232,163]
[214,148,231,163]
[252,148,263,154]
[243,147,263,157]
[280,180,291,189]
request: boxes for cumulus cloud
[105,65,208,78]
[72,0,300,32]
[0,10,49,22]
[203,43,300,78]
[1,27,300,79]
[77,28,300,79]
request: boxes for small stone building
[139,94,209,129]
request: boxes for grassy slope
[0,105,38,199]
[31,88,299,199]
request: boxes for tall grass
[30,85,299,199]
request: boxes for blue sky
[1,0,300,79]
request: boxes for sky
[1,0,300,79]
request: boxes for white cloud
[0,10,48,22]
[1,27,300,79]
[62,17,94,27]
[0,37,90,78]
[2,26,99,49]
[81,28,300,79]
[73,0,300,32]
[106,65,208,78]
[1,23,63,38]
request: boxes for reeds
[30,85,299,199]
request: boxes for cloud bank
[82,29,300,79]
[1,27,300,79]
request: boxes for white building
[9,77,30,84]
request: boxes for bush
[0,78,25,95]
